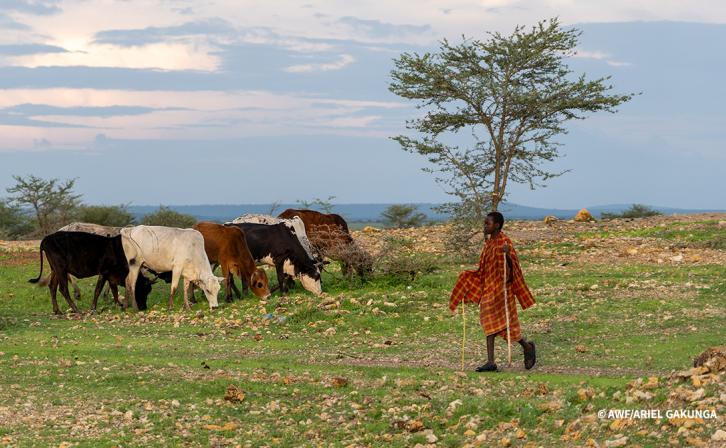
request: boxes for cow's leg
[57,275,80,314]
[182,278,193,311]
[168,269,181,311]
[284,275,295,291]
[49,274,61,315]
[240,275,249,296]
[109,283,123,307]
[275,263,287,295]
[69,275,82,301]
[125,265,141,311]
[91,276,106,311]
[229,273,242,299]
[221,262,233,303]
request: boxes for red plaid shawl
[449,232,535,340]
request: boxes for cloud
[4,0,62,15]
[337,16,432,39]
[3,103,186,117]
[324,115,382,128]
[0,110,90,128]
[0,13,30,30]
[93,18,236,47]
[7,42,220,71]
[284,54,355,73]
[571,48,632,68]
[0,44,68,56]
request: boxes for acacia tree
[381,204,427,228]
[389,18,634,221]
[6,175,82,236]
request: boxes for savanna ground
[0,214,725,447]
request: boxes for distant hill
[127,203,725,224]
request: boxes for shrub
[602,204,662,220]
[372,236,438,282]
[380,204,427,228]
[0,199,33,239]
[141,206,196,228]
[76,204,135,227]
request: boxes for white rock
[712,430,726,441]
[605,436,628,447]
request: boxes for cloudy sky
[0,0,724,208]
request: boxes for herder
[449,212,537,372]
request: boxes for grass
[1,220,725,447]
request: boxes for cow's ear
[216,276,226,283]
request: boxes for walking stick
[461,297,465,371]
[503,247,512,366]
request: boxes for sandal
[475,361,498,372]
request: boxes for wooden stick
[461,297,466,371]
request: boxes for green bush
[0,199,33,239]
[141,206,197,228]
[76,205,135,227]
[380,204,427,228]
[602,204,662,220]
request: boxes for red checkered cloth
[449,232,535,341]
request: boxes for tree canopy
[389,18,635,221]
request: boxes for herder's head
[484,211,504,235]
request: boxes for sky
[0,0,724,209]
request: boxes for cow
[57,222,123,300]
[192,222,271,302]
[120,225,222,311]
[59,222,121,237]
[278,209,372,277]
[225,222,322,296]
[229,214,321,262]
[28,231,153,314]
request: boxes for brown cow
[193,222,271,301]
[277,209,372,277]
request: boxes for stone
[605,436,628,447]
[544,215,559,224]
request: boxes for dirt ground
[353,213,726,266]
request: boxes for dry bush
[370,236,439,282]
[443,220,485,264]
[308,225,373,278]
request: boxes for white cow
[228,214,320,261]
[120,225,221,311]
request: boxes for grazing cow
[278,209,372,277]
[229,214,321,262]
[120,225,221,311]
[57,222,122,300]
[226,222,322,296]
[192,222,271,302]
[28,231,152,314]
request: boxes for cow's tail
[28,248,48,286]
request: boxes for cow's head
[249,268,271,299]
[296,262,322,296]
[199,275,221,309]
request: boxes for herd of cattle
[28,209,372,315]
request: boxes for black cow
[225,222,322,296]
[29,231,152,314]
